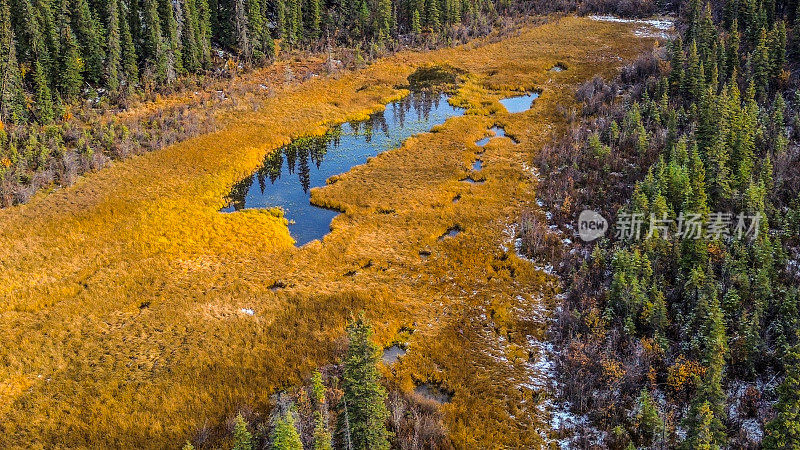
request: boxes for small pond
[499,92,540,113]
[475,126,507,147]
[222,91,465,245]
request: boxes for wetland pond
[222,90,464,245]
[223,90,537,245]
[499,91,540,113]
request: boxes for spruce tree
[764,346,800,449]
[119,0,138,89]
[750,28,770,99]
[411,7,421,35]
[725,20,739,81]
[143,0,166,83]
[232,413,253,450]
[669,37,685,94]
[159,0,182,82]
[304,0,322,42]
[634,389,662,447]
[181,0,201,72]
[56,15,82,101]
[312,411,333,450]
[767,20,786,83]
[342,316,390,450]
[271,409,302,450]
[31,59,52,122]
[425,0,440,30]
[684,400,721,450]
[105,0,122,92]
[233,0,250,60]
[70,0,104,84]
[196,0,212,67]
[0,0,26,123]
[686,40,704,100]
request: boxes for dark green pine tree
[706,83,733,204]
[271,408,303,449]
[142,0,166,83]
[105,0,122,92]
[232,0,250,60]
[252,0,274,60]
[312,410,333,450]
[232,413,253,450]
[119,0,138,89]
[0,0,25,123]
[411,7,421,35]
[698,3,716,60]
[750,28,770,99]
[342,316,390,450]
[767,20,786,84]
[687,143,710,218]
[275,0,286,39]
[31,59,52,122]
[196,0,212,66]
[669,37,685,94]
[683,275,727,448]
[304,0,322,42]
[159,0,182,82]
[684,400,721,450]
[698,287,727,435]
[287,0,302,45]
[686,40,704,100]
[32,0,60,94]
[56,2,83,102]
[70,0,104,84]
[425,0,440,30]
[375,0,392,41]
[356,0,368,40]
[685,0,702,43]
[763,346,800,449]
[725,20,739,81]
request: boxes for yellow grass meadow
[0,16,659,448]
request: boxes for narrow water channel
[222,90,465,245]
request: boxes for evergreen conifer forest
[0,0,798,447]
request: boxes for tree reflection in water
[222,90,461,245]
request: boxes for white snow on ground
[590,15,676,39]
[240,308,255,316]
[742,419,764,443]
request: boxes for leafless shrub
[620,51,662,85]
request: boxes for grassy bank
[0,16,658,447]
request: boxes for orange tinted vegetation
[0,16,657,448]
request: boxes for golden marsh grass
[0,16,658,448]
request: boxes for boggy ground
[0,16,658,448]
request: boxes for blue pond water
[499,92,540,113]
[475,126,508,147]
[222,91,464,245]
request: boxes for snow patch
[589,15,675,39]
